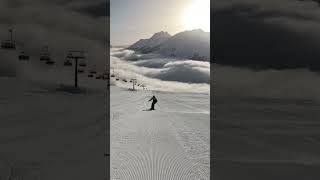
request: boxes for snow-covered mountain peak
[129,29,210,61]
[150,31,171,40]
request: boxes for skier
[148,95,158,110]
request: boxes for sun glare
[182,0,210,32]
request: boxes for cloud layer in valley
[214,64,320,102]
[110,48,210,93]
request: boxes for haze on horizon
[110,0,210,46]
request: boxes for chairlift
[88,74,94,78]
[1,40,16,50]
[79,60,87,67]
[18,51,30,61]
[40,55,50,61]
[129,80,132,83]
[96,75,102,79]
[1,29,16,50]
[40,46,50,61]
[116,78,119,81]
[123,79,127,82]
[46,60,55,65]
[110,68,116,77]
[78,69,85,73]
[64,60,72,66]
[67,52,73,59]
[89,70,97,74]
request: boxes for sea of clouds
[214,64,320,101]
[110,48,210,93]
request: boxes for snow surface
[110,47,210,180]
[214,65,320,179]
[214,96,320,179]
[111,86,210,180]
[0,76,108,179]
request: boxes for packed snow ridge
[129,29,210,61]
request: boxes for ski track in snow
[111,86,210,180]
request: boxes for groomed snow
[111,86,210,180]
[0,77,108,179]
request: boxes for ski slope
[0,77,108,180]
[111,86,210,180]
[214,96,320,180]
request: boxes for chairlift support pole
[75,58,78,87]
[68,50,85,88]
[132,78,136,90]
[9,29,13,41]
[107,73,110,90]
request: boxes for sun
[181,0,210,32]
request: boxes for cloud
[110,49,210,93]
[214,64,320,101]
[212,0,320,70]
[148,60,210,83]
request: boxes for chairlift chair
[88,74,94,78]
[40,46,51,61]
[79,61,87,67]
[116,78,119,81]
[96,75,102,79]
[78,69,85,73]
[66,52,73,59]
[1,40,16,50]
[46,60,55,65]
[89,70,97,74]
[18,51,30,61]
[64,60,72,66]
[40,55,50,61]
[1,29,16,50]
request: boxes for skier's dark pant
[151,101,157,110]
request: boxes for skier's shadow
[143,109,154,111]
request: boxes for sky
[110,0,210,46]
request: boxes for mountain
[156,29,210,61]
[129,29,210,61]
[129,31,171,53]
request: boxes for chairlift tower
[107,73,110,90]
[131,78,137,90]
[1,28,16,50]
[67,50,85,88]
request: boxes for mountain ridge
[128,29,210,61]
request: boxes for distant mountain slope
[129,29,210,61]
[129,31,171,53]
